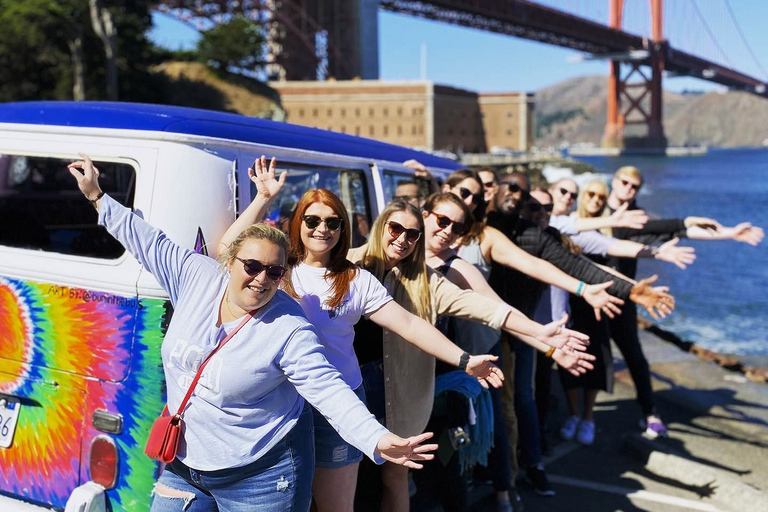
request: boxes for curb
[622,434,768,512]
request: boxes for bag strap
[171,310,256,417]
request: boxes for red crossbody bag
[144,310,255,463]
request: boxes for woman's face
[424,201,466,254]
[552,179,578,216]
[582,187,608,217]
[381,210,422,266]
[300,201,343,261]
[227,238,286,311]
[446,178,482,212]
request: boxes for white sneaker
[559,415,580,441]
[576,420,595,445]
[640,415,668,439]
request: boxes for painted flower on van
[0,276,167,512]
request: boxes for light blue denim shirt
[98,195,387,471]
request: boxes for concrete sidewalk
[414,327,768,512]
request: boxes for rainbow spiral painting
[0,276,169,511]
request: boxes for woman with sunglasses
[68,154,438,512]
[421,192,596,511]
[219,157,507,512]
[349,198,593,512]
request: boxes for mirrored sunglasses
[302,215,342,231]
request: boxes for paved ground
[409,328,768,512]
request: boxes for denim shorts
[312,385,366,468]
[150,403,314,512]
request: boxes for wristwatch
[458,351,470,371]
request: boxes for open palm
[249,155,286,199]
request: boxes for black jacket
[486,211,634,318]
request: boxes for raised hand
[582,280,625,321]
[376,432,437,469]
[249,155,286,200]
[629,275,675,319]
[67,153,103,201]
[553,346,596,377]
[536,314,590,351]
[610,202,649,229]
[465,355,504,389]
[656,238,696,269]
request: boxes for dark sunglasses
[429,211,468,236]
[620,178,641,191]
[458,187,484,205]
[586,190,607,201]
[386,221,422,244]
[527,202,554,213]
[559,187,578,200]
[235,257,287,281]
[482,181,496,189]
[302,215,342,231]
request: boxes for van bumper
[64,482,107,512]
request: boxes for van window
[0,154,135,258]
[382,170,432,207]
[252,164,371,248]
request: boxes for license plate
[0,396,21,448]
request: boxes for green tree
[0,0,159,102]
[197,15,264,72]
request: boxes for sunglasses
[586,190,607,201]
[527,202,554,213]
[235,257,287,281]
[429,211,468,236]
[620,178,641,191]
[458,187,484,205]
[302,215,342,231]
[386,221,422,244]
[394,194,422,202]
[482,181,496,189]
[559,187,578,200]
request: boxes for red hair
[283,189,357,309]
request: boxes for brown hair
[283,189,358,309]
[423,192,473,240]
[361,199,431,320]
[444,169,486,241]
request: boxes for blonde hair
[217,223,289,268]
[361,199,432,320]
[577,180,612,236]
[615,165,644,184]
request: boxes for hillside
[534,75,768,147]
[150,62,285,120]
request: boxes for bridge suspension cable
[687,0,733,69]
[722,0,768,80]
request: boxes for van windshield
[0,154,136,259]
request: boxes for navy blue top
[0,101,462,170]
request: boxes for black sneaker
[525,465,555,496]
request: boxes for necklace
[223,290,240,319]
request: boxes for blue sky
[149,1,768,94]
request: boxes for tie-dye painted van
[0,102,459,511]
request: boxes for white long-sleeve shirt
[98,195,387,471]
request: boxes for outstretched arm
[687,222,764,246]
[483,226,624,318]
[574,203,649,232]
[216,155,287,257]
[368,301,504,389]
[607,237,696,270]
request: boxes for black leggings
[608,301,655,417]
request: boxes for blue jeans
[312,385,366,468]
[514,342,542,468]
[150,403,314,512]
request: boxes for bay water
[566,148,768,356]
